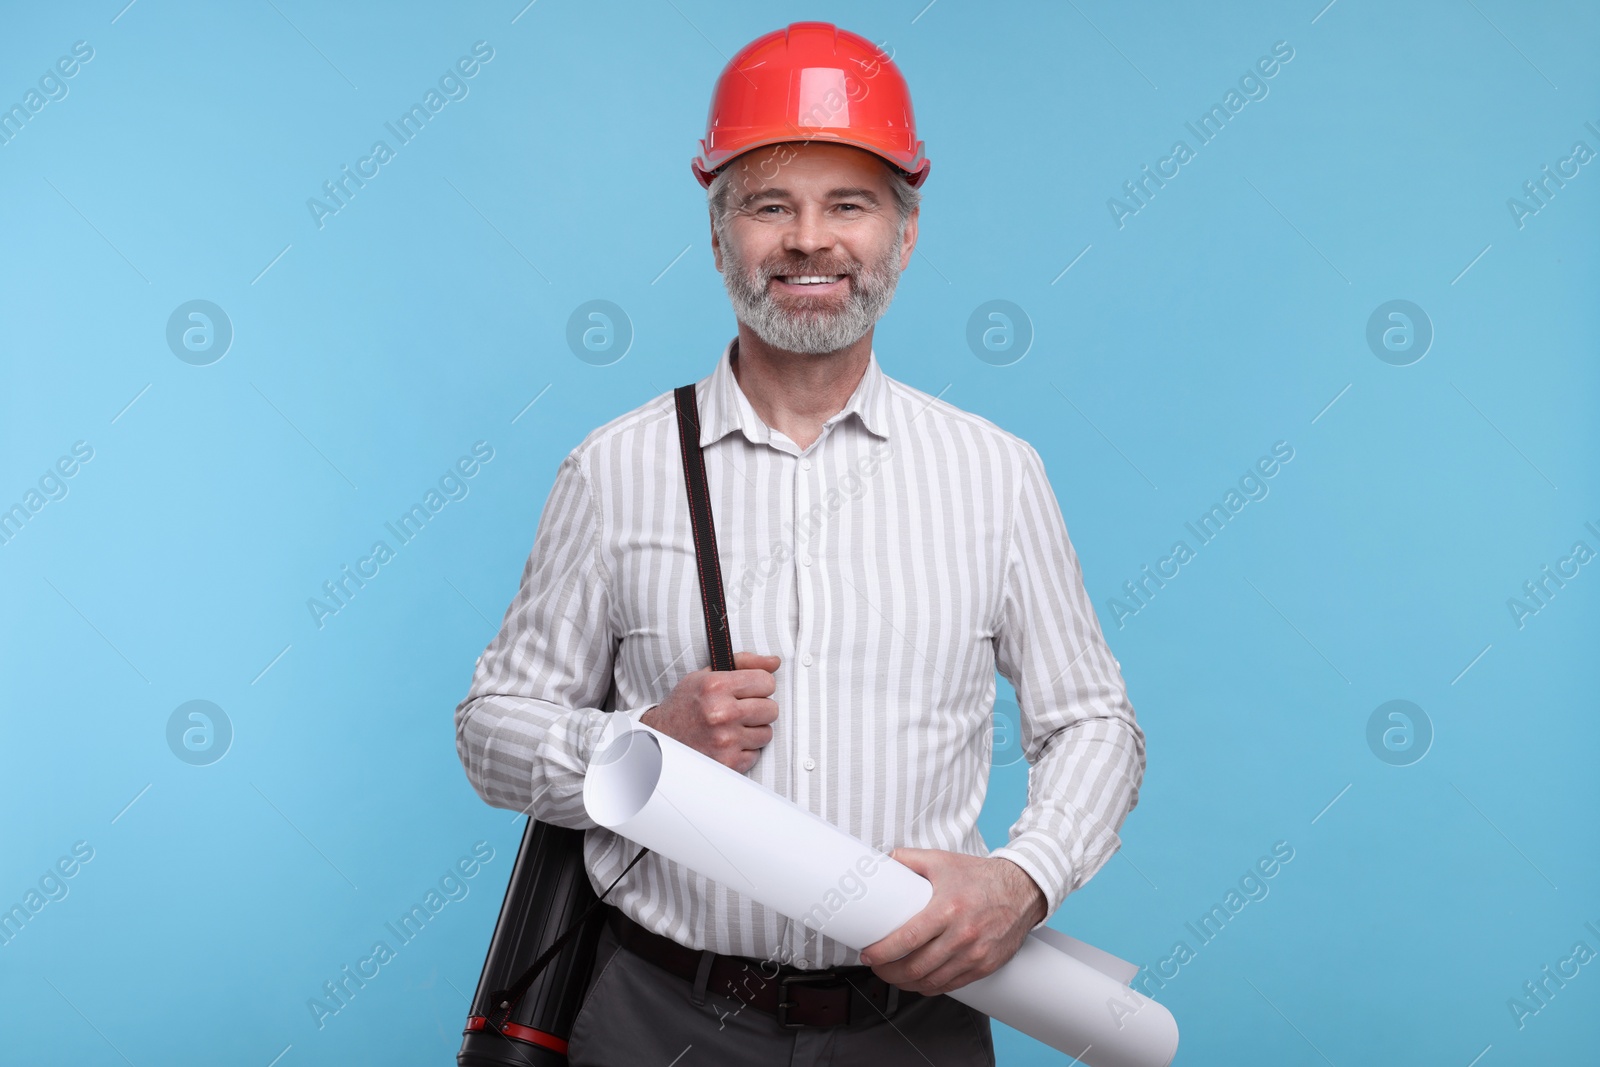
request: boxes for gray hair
[707,153,922,237]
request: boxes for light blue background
[2,2,1596,1065]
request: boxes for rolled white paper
[583,722,1179,1067]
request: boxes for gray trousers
[567,918,996,1067]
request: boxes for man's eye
[837,203,861,213]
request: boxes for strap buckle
[775,971,844,1029]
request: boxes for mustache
[761,260,858,279]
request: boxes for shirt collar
[696,337,892,448]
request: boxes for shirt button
[803,758,816,771]
[801,554,813,566]
[802,653,813,667]
[801,459,812,470]
[796,957,809,968]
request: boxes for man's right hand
[640,651,781,773]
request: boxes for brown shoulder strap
[674,383,736,673]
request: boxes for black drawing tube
[458,819,606,1066]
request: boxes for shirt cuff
[989,833,1074,924]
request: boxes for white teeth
[781,275,844,285]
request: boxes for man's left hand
[857,849,1047,995]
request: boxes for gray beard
[720,230,904,355]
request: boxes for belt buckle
[775,971,841,1030]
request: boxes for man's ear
[898,207,919,272]
[710,215,723,273]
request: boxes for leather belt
[607,909,921,1029]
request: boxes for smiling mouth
[770,274,849,295]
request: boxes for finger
[734,696,780,726]
[886,922,994,994]
[869,935,958,991]
[888,847,941,876]
[918,960,988,995]
[732,650,782,672]
[889,968,961,996]
[742,723,774,749]
[728,667,779,698]
[859,929,906,968]
[860,909,945,967]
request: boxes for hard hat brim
[692,133,930,191]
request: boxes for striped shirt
[454,339,1145,969]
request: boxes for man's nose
[781,204,834,257]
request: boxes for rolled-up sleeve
[454,448,654,829]
[988,444,1147,920]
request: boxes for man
[454,21,1145,1065]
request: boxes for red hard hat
[691,21,930,189]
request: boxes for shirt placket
[788,426,836,967]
